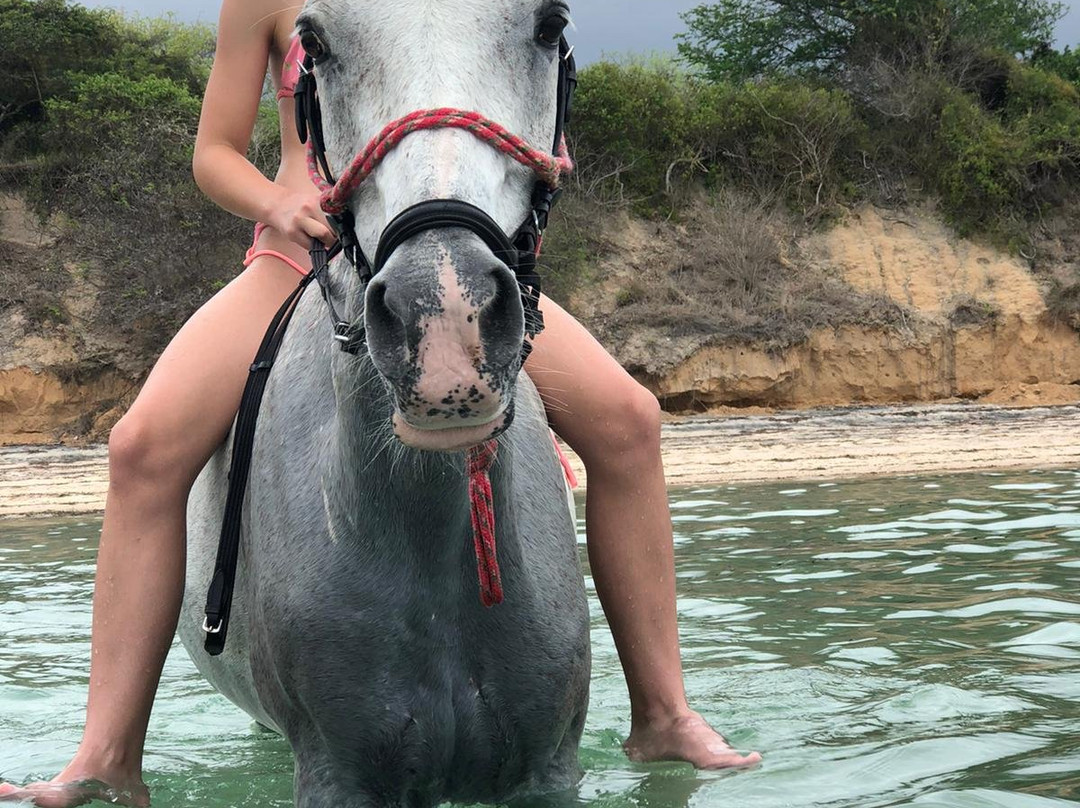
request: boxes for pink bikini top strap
[276,36,306,101]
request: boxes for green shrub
[570,59,700,206]
[0,0,214,157]
[1001,63,1080,193]
[933,91,1026,233]
[695,81,863,214]
[571,61,862,215]
[912,61,1080,241]
[0,0,121,148]
[1032,45,1080,87]
[848,52,1080,245]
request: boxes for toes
[0,781,94,808]
[0,784,51,807]
[700,748,762,769]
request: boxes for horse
[176,2,591,806]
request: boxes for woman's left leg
[524,295,761,769]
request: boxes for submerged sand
[1,403,1078,519]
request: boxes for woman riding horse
[0,0,760,804]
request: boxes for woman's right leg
[0,252,309,808]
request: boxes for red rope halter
[308,107,573,607]
[308,107,573,215]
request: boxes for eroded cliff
[2,196,1078,445]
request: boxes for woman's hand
[266,189,336,248]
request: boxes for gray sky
[81,0,1080,64]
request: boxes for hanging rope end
[468,441,503,607]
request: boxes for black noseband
[371,199,545,356]
[374,200,517,275]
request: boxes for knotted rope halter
[298,46,577,608]
[308,108,573,216]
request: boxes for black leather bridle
[294,37,578,363]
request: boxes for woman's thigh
[524,294,645,449]
[122,256,307,483]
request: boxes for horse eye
[300,29,328,61]
[536,15,567,47]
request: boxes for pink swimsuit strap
[276,36,305,101]
[245,223,310,276]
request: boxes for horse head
[296,0,574,452]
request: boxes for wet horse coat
[178,1,590,805]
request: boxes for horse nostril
[479,264,525,368]
[365,278,410,380]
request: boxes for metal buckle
[202,617,223,635]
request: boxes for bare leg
[0,251,310,807]
[525,296,761,769]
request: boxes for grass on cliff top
[559,54,1080,337]
[571,55,1080,241]
[586,193,908,368]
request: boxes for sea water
[1,469,1078,807]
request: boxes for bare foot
[0,776,149,808]
[624,710,762,770]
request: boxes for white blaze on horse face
[406,252,501,428]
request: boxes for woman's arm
[193,0,332,245]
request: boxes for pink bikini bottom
[244,223,310,276]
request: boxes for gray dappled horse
[177,2,591,805]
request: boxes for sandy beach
[1,402,1078,519]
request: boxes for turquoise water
[1,469,1079,807]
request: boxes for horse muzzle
[364,231,524,451]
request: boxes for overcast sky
[81,0,1080,64]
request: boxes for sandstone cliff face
[637,207,1080,412]
[648,320,1080,410]
[0,364,129,444]
[0,194,132,444]
[2,197,1079,445]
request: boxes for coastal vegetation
[1,0,1079,401]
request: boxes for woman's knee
[572,380,662,469]
[107,409,195,494]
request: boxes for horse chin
[392,409,510,452]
